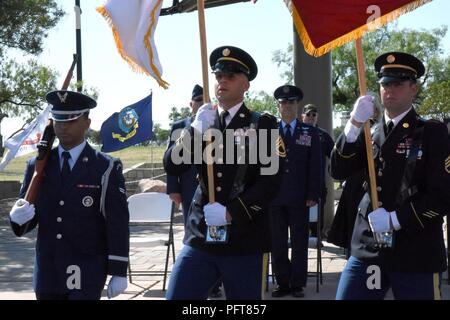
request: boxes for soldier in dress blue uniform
[332,52,450,300]
[9,91,129,300]
[166,84,203,226]
[270,85,322,298]
[164,46,281,300]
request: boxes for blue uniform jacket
[11,143,129,295]
[271,119,322,207]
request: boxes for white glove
[204,202,228,226]
[107,276,128,299]
[191,103,216,133]
[350,95,375,124]
[368,207,393,233]
[10,199,35,226]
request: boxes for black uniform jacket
[331,109,450,272]
[164,104,281,255]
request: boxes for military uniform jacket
[11,143,129,294]
[164,104,281,255]
[331,109,450,272]
[166,117,198,208]
[271,120,322,207]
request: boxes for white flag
[0,105,52,171]
[97,0,169,88]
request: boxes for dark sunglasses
[305,112,317,117]
[278,97,298,103]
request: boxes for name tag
[77,184,100,189]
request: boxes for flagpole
[75,0,83,92]
[197,0,215,203]
[355,38,378,210]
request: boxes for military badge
[297,134,312,146]
[387,54,396,63]
[206,226,229,244]
[56,91,68,103]
[222,48,230,56]
[82,196,94,207]
[275,136,286,157]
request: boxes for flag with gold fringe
[97,0,169,88]
[284,0,432,57]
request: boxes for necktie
[219,110,229,131]
[61,151,71,184]
[385,120,394,136]
[284,124,292,145]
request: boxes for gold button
[59,200,64,206]
[217,172,222,178]
[56,234,62,239]
[216,187,222,192]
[56,217,62,223]
[379,157,384,162]
[378,170,383,177]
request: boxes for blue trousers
[166,245,265,300]
[336,256,442,300]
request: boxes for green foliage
[272,43,294,84]
[86,128,102,145]
[272,25,450,119]
[152,123,170,145]
[168,106,191,122]
[0,0,64,119]
[244,90,278,116]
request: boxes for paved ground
[0,198,449,300]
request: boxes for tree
[168,106,192,123]
[86,128,102,146]
[0,0,64,119]
[272,25,450,119]
[152,123,170,145]
[244,91,278,116]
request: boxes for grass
[0,145,166,182]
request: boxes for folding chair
[127,192,176,291]
[308,200,323,292]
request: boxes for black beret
[274,85,303,101]
[46,90,96,122]
[374,52,425,84]
[210,46,257,81]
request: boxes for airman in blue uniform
[270,85,322,298]
[9,91,129,300]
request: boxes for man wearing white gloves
[331,52,450,300]
[10,90,129,300]
[164,46,280,300]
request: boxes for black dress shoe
[291,287,305,298]
[271,285,291,298]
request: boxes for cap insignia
[283,86,289,93]
[386,54,396,63]
[222,48,230,57]
[57,92,68,103]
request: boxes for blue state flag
[100,94,153,152]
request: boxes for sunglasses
[305,112,317,117]
[278,97,298,103]
[192,97,203,102]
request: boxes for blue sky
[2,0,450,139]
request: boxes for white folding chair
[127,192,175,291]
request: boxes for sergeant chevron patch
[445,155,450,174]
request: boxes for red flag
[287,0,432,56]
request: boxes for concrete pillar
[293,28,335,234]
